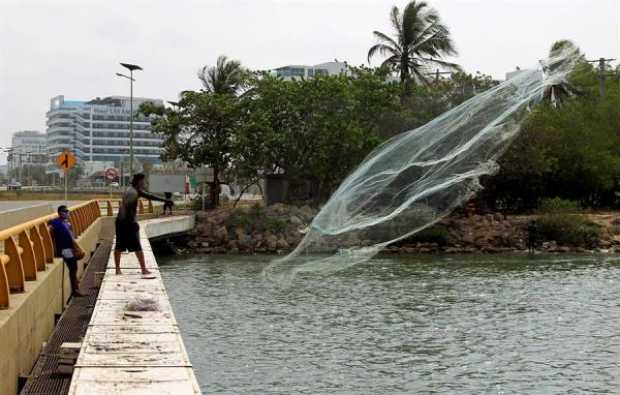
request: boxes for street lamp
[116,62,143,177]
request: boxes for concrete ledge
[69,216,200,395]
[0,217,101,395]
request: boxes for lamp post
[116,62,143,177]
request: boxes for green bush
[531,213,600,248]
[539,197,581,214]
[227,203,287,234]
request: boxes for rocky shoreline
[184,204,620,255]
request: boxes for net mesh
[264,44,581,283]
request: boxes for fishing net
[264,43,581,283]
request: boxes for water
[158,253,620,394]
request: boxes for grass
[529,213,601,248]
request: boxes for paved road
[0,201,82,214]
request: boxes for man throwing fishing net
[114,173,173,275]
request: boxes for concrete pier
[68,216,200,395]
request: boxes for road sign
[56,151,76,171]
[105,168,118,181]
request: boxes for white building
[8,130,48,171]
[46,95,165,176]
[271,61,349,80]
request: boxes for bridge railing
[0,199,157,310]
[0,200,101,310]
[98,198,154,217]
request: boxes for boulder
[215,226,229,243]
[276,238,289,250]
[298,205,315,220]
[290,216,303,226]
[266,235,278,251]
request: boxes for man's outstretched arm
[138,189,169,203]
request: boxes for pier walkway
[68,216,200,395]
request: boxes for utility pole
[587,57,616,98]
[117,62,143,177]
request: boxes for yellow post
[0,255,10,309]
[139,199,145,214]
[70,211,81,236]
[38,222,54,263]
[4,237,25,292]
[30,227,46,272]
[148,199,154,213]
[107,201,113,217]
[94,200,102,219]
[18,231,37,281]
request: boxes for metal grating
[20,241,112,395]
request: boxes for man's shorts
[114,220,142,252]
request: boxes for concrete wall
[0,218,101,395]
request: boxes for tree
[140,91,244,208]
[236,68,400,203]
[197,55,247,95]
[367,0,460,96]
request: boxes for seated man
[49,205,83,297]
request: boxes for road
[0,201,81,214]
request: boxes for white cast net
[264,43,581,282]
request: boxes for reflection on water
[158,253,620,394]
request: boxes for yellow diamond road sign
[56,151,77,171]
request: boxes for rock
[266,235,278,251]
[200,242,210,248]
[195,211,210,222]
[276,238,289,250]
[227,240,238,250]
[298,205,315,220]
[493,213,504,222]
[290,216,303,226]
[234,227,246,240]
[238,235,253,250]
[215,226,229,243]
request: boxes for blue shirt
[49,218,74,256]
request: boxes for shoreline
[180,203,620,257]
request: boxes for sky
[1,0,619,164]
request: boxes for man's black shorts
[115,220,142,252]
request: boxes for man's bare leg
[114,250,122,275]
[135,251,151,275]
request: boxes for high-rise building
[46,95,164,170]
[271,61,349,80]
[8,130,47,171]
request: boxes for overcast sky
[1,0,618,163]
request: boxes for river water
[158,253,620,394]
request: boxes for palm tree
[368,1,460,89]
[198,55,247,95]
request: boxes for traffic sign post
[56,151,77,203]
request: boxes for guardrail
[0,201,100,310]
[0,199,155,310]
[101,198,153,216]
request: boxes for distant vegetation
[140,1,619,213]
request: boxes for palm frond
[368,43,398,64]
